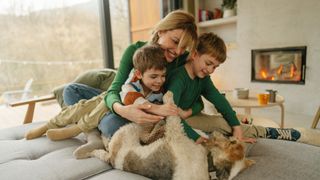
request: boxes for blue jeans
[98,112,131,138]
[63,83,102,105]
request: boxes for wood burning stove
[251,46,306,84]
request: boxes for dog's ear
[212,131,225,138]
[228,143,245,161]
[203,138,215,149]
[229,136,238,142]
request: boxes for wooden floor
[0,100,61,129]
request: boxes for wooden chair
[10,95,56,124]
[2,78,34,104]
[9,68,116,125]
[311,106,320,129]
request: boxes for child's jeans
[63,83,102,105]
[98,112,131,138]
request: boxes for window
[108,0,130,68]
[0,0,104,103]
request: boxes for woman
[63,10,199,137]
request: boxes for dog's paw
[163,91,174,104]
[91,149,111,163]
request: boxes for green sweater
[166,65,240,140]
[104,41,202,141]
[105,41,203,114]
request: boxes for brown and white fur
[90,92,254,180]
[91,111,208,179]
[204,132,255,180]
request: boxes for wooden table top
[225,91,284,108]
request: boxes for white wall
[212,0,320,116]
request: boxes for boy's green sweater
[104,41,203,141]
[166,65,240,140]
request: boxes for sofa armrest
[9,94,56,124]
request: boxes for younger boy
[98,44,203,143]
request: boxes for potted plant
[221,0,237,18]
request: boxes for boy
[99,44,204,143]
[166,32,309,144]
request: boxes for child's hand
[158,103,179,116]
[232,126,257,144]
[178,108,192,119]
[195,136,208,144]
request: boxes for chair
[9,69,116,124]
[2,78,33,104]
[311,106,320,129]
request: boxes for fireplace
[251,46,306,84]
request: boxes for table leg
[244,108,251,115]
[279,104,285,128]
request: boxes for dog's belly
[122,143,175,180]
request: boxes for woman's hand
[232,126,257,144]
[195,136,208,144]
[113,102,164,124]
[140,102,178,117]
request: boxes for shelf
[197,16,237,28]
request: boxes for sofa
[1,69,319,179]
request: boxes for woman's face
[157,29,186,63]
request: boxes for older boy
[166,32,306,144]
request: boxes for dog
[91,112,208,180]
[90,92,254,180]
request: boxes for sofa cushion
[89,169,150,180]
[0,122,148,180]
[236,138,320,180]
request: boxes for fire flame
[277,64,283,75]
[260,70,268,79]
[290,64,295,78]
[256,62,300,81]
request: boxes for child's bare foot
[46,125,82,141]
[25,124,48,140]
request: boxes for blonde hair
[133,44,167,74]
[151,10,197,52]
[196,32,227,63]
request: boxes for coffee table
[225,91,285,128]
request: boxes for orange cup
[257,94,269,105]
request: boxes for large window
[109,0,131,68]
[0,0,105,104]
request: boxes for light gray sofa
[1,69,319,179]
[1,121,320,180]
[0,122,149,180]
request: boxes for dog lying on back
[90,92,254,180]
[91,113,208,180]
